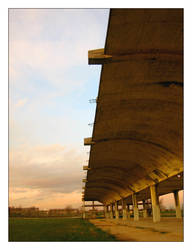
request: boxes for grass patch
[9,217,117,242]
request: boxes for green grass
[9,217,117,242]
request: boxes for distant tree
[65,205,73,213]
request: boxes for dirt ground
[89,217,183,242]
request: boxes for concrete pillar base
[132,193,139,221]
[114,201,119,219]
[133,207,139,221]
[152,205,160,222]
[174,190,182,218]
[115,211,119,219]
[176,207,182,218]
[143,209,148,218]
[122,209,128,220]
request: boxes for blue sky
[9,9,109,209]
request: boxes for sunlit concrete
[150,184,161,222]
[143,200,148,218]
[104,205,110,219]
[122,199,128,220]
[110,204,114,219]
[114,201,119,219]
[173,190,182,218]
[84,137,95,146]
[132,193,139,221]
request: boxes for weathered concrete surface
[84,9,183,205]
[150,184,161,222]
[89,217,183,242]
[174,190,182,218]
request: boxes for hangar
[82,9,183,223]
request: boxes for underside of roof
[83,9,183,205]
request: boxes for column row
[104,185,182,222]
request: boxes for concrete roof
[84,9,183,205]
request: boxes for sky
[9,9,110,209]
[9,8,183,210]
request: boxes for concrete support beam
[173,190,182,218]
[88,48,182,65]
[84,137,95,146]
[143,200,148,218]
[110,204,114,219]
[88,48,112,64]
[83,166,91,170]
[132,193,139,221]
[150,184,161,222]
[114,201,119,219]
[122,198,128,220]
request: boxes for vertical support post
[173,190,182,218]
[132,193,139,221]
[82,201,86,219]
[104,205,109,218]
[114,201,119,219]
[150,184,160,222]
[107,205,110,218]
[122,198,128,220]
[91,201,96,218]
[143,200,148,218]
[110,203,114,219]
[127,205,131,219]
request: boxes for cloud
[8,9,109,209]
[15,98,27,108]
[9,187,82,209]
[9,143,86,206]
[9,9,109,87]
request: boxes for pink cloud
[9,143,86,208]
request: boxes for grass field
[9,217,117,241]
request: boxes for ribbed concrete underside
[84,9,183,205]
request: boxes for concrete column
[110,204,114,219]
[173,190,182,218]
[150,184,160,222]
[122,198,128,220]
[104,205,107,218]
[107,205,110,218]
[104,205,109,218]
[132,193,139,221]
[114,201,119,219]
[127,205,131,219]
[82,201,86,219]
[143,200,148,218]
